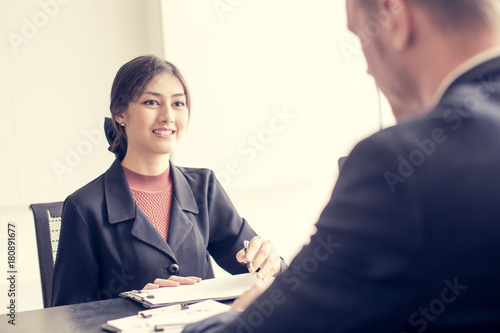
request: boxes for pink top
[122,166,173,241]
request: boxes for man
[184,0,500,331]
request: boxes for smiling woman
[51,55,287,306]
[107,56,191,164]
[117,74,189,170]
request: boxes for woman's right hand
[143,276,202,290]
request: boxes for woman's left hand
[236,236,281,280]
[142,275,201,290]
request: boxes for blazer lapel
[167,163,199,252]
[105,159,136,223]
[131,208,177,260]
[104,159,177,260]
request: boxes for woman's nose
[159,106,175,123]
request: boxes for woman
[52,55,286,306]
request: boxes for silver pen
[244,240,253,270]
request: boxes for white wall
[1,0,164,207]
[0,0,164,313]
[160,0,394,265]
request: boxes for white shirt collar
[430,46,500,108]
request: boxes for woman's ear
[114,112,126,126]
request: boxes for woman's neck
[120,151,170,176]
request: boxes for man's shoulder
[356,116,435,154]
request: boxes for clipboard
[102,300,231,332]
[119,273,260,308]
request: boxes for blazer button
[168,264,179,275]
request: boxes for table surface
[3,297,144,332]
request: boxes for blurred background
[0,0,394,312]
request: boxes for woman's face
[117,73,189,160]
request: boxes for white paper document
[119,272,260,308]
[104,300,230,333]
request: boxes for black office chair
[338,156,348,173]
[30,201,64,308]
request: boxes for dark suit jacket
[52,159,264,306]
[183,58,500,332]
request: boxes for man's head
[346,0,500,120]
[356,0,499,31]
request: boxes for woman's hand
[236,236,281,280]
[230,278,274,311]
[143,275,201,290]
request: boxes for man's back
[268,57,500,332]
[184,57,500,333]
[183,1,500,331]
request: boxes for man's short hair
[358,0,499,32]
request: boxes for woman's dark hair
[107,55,191,160]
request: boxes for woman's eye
[144,100,159,106]
[173,101,185,107]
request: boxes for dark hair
[107,55,191,160]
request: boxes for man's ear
[380,0,412,51]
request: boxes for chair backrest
[30,201,64,308]
[338,156,348,173]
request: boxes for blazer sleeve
[204,171,258,274]
[183,136,426,332]
[52,197,100,306]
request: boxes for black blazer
[183,58,500,332]
[52,159,262,306]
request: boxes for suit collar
[104,159,199,224]
[170,162,199,214]
[438,55,500,106]
[431,49,500,107]
[104,159,136,223]
[424,56,500,121]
